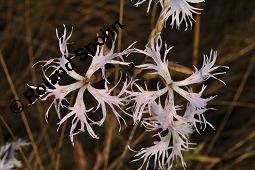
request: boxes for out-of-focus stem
[192,3,202,67]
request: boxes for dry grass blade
[54,121,67,170]
[223,131,255,160]
[108,124,138,170]
[0,51,44,170]
[219,42,255,64]
[25,0,54,163]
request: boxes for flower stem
[149,0,171,41]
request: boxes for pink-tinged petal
[166,122,193,168]
[165,0,204,29]
[41,81,84,119]
[184,103,215,132]
[57,86,99,145]
[174,50,229,86]
[142,98,182,131]
[85,36,134,79]
[56,24,73,57]
[133,0,204,29]
[127,82,168,123]
[87,82,128,129]
[134,36,173,84]
[172,84,215,109]
[34,25,84,81]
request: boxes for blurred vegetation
[0,0,254,170]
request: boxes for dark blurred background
[0,0,254,170]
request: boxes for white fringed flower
[166,121,193,168]
[133,121,193,170]
[32,26,133,143]
[129,36,228,169]
[133,0,205,29]
[137,100,193,169]
[0,139,29,170]
[165,0,204,29]
[142,100,181,131]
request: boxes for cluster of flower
[30,0,228,169]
